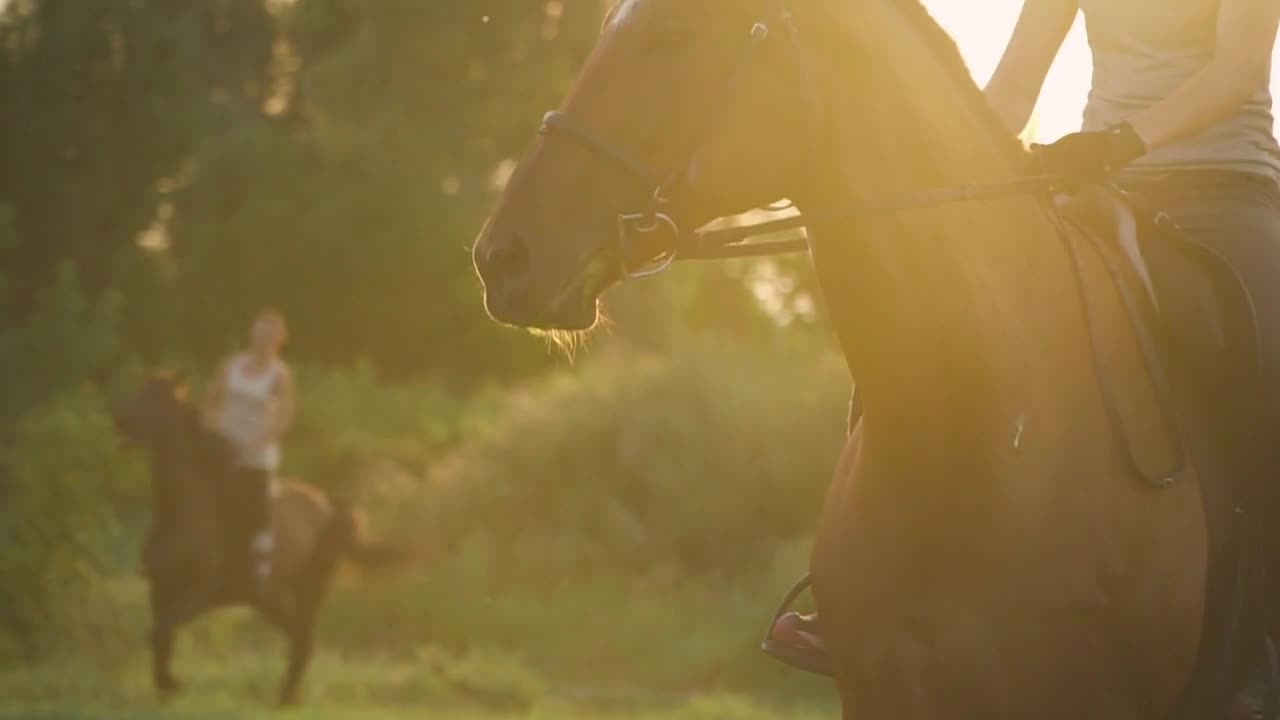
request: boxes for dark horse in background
[116,373,408,705]
[473,0,1277,718]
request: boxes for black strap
[676,175,1062,261]
[763,573,813,647]
[1049,204,1187,488]
[540,111,664,187]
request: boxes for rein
[675,174,1063,261]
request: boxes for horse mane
[148,372,238,488]
[885,0,1027,157]
[179,397,237,477]
[793,0,1069,417]
[804,0,1027,174]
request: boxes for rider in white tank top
[203,309,295,592]
[217,356,283,471]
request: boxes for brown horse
[116,372,407,705]
[471,1,1262,718]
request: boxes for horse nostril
[488,231,531,284]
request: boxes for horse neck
[149,409,213,524]
[802,0,1093,465]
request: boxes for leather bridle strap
[652,20,773,202]
[539,20,774,207]
[677,174,1063,260]
[540,111,665,188]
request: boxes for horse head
[472,0,817,331]
[115,370,192,449]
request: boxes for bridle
[538,0,1062,279]
[540,4,789,279]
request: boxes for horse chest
[812,439,1204,719]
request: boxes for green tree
[0,233,141,658]
[160,0,609,378]
[0,0,278,318]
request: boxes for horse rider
[203,308,296,594]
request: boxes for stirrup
[760,573,833,677]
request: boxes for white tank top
[217,355,282,471]
[1078,0,1280,178]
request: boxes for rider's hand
[1031,122,1148,191]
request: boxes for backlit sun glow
[925,0,1280,144]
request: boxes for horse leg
[278,610,316,706]
[150,623,182,697]
[148,579,184,698]
[256,588,318,707]
[149,573,216,699]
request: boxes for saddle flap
[1054,187,1186,487]
[1054,189,1159,310]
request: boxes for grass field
[0,651,838,720]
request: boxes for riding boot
[764,612,832,676]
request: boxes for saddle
[1059,186,1276,720]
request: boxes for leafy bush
[283,362,464,500]
[0,387,146,659]
[0,247,144,660]
[0,264,122,421]
[427,339,849,580]
[303,339,846,690]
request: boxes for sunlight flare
[924,0,1280,143]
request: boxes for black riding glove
[1031,122,1148,191]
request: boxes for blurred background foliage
[0,0,844,704]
